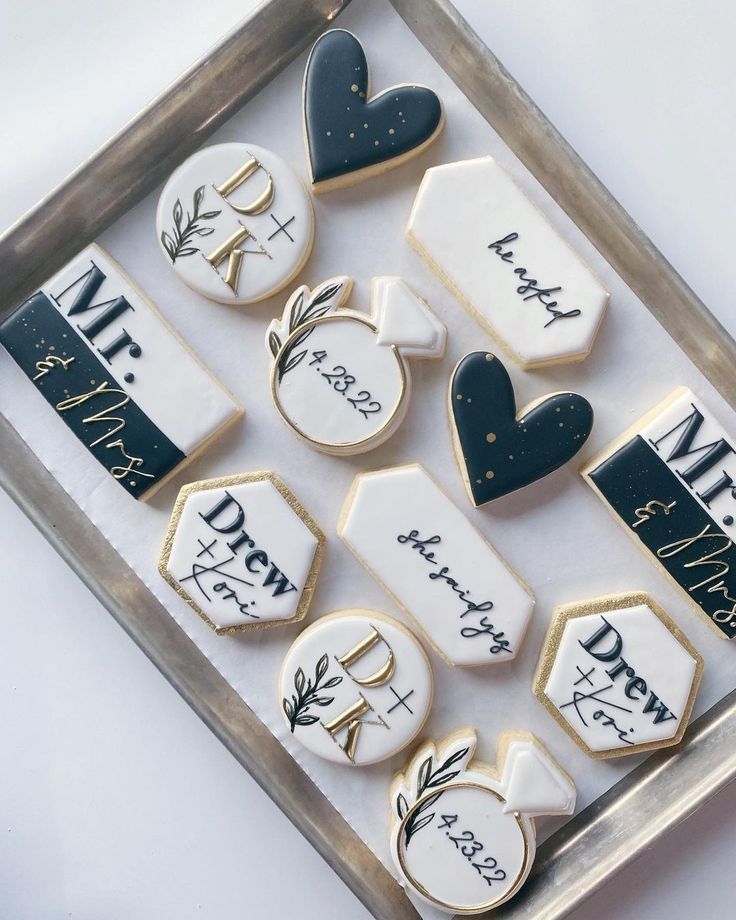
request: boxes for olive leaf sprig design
[282,653,343,732]
[397,744,470,846]
[268,278,349,382]
[160,185,221,262]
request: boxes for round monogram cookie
[157,143,314,305]
[279,609,433,765]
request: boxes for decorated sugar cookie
[390,728,576,914]
[158,472,324,635]
[0,244,242,500]
[450,351,593,506]
[303,30,444,192]
[279,610,433,765]
[267,276,445,455]
[407,156,609,368]
[338,463,534,666]
[156,143,314,304]
[583,388,736,639]
[533,592,702,759]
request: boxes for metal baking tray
[2,1,735,917]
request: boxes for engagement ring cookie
[0,245,242,500]
[450,352,593,506]
[267,276,445,455]
[390,728,576,914]
[157,143,314,304]
[159,472,324,634]
[533,592,702,758]
[583,388,736,638]
[304,30,444,192]
[279,609,433,765]
[407,156,609,368]
[339,463,534,666]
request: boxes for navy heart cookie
[450,352,594,506]
[303,30,444,191]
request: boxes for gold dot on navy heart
[351,83,359,92]
[486,432,496,443]
[485,470,495,479]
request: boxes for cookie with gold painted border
[267,276,445,455]
[159,472,324,635]
[533,592,703,759]
[389,728,576,914]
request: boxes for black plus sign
[196,538,218,559]
[267,213,296,242]
[387,686,415,715]
[573,665,596,687]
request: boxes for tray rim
[2,2,736,919]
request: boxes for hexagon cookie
[406,156,609,369]
[338,463,534,666]
[159,472,324,635]
[533,592,703,758]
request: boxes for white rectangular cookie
[0,244,242,500]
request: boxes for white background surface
[2,1,736,918]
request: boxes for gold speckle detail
[485,353,494,361]
[363,123,368,128]
[485,470,495,480]
[389,128,395,135]
[456,394,463,400]
[486,432,496,443]
[351,83,359,92]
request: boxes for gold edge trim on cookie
[390,728,562,914]
[158,471,325,635]
[270,311,409,455]
[396,783,529,915]
[531,591,704,760]
[336,462,535,668]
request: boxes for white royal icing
[389,729,575,914]
[639,388,736,529]
[161,474,323,633]
[266,277,445,455]
[583,387,736,639]
[338,464,534,665]
[406,156,609,368]
[541,599,700,755]
[279,610,433,765]
[39,245,241,455]
[156,143,314,305]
